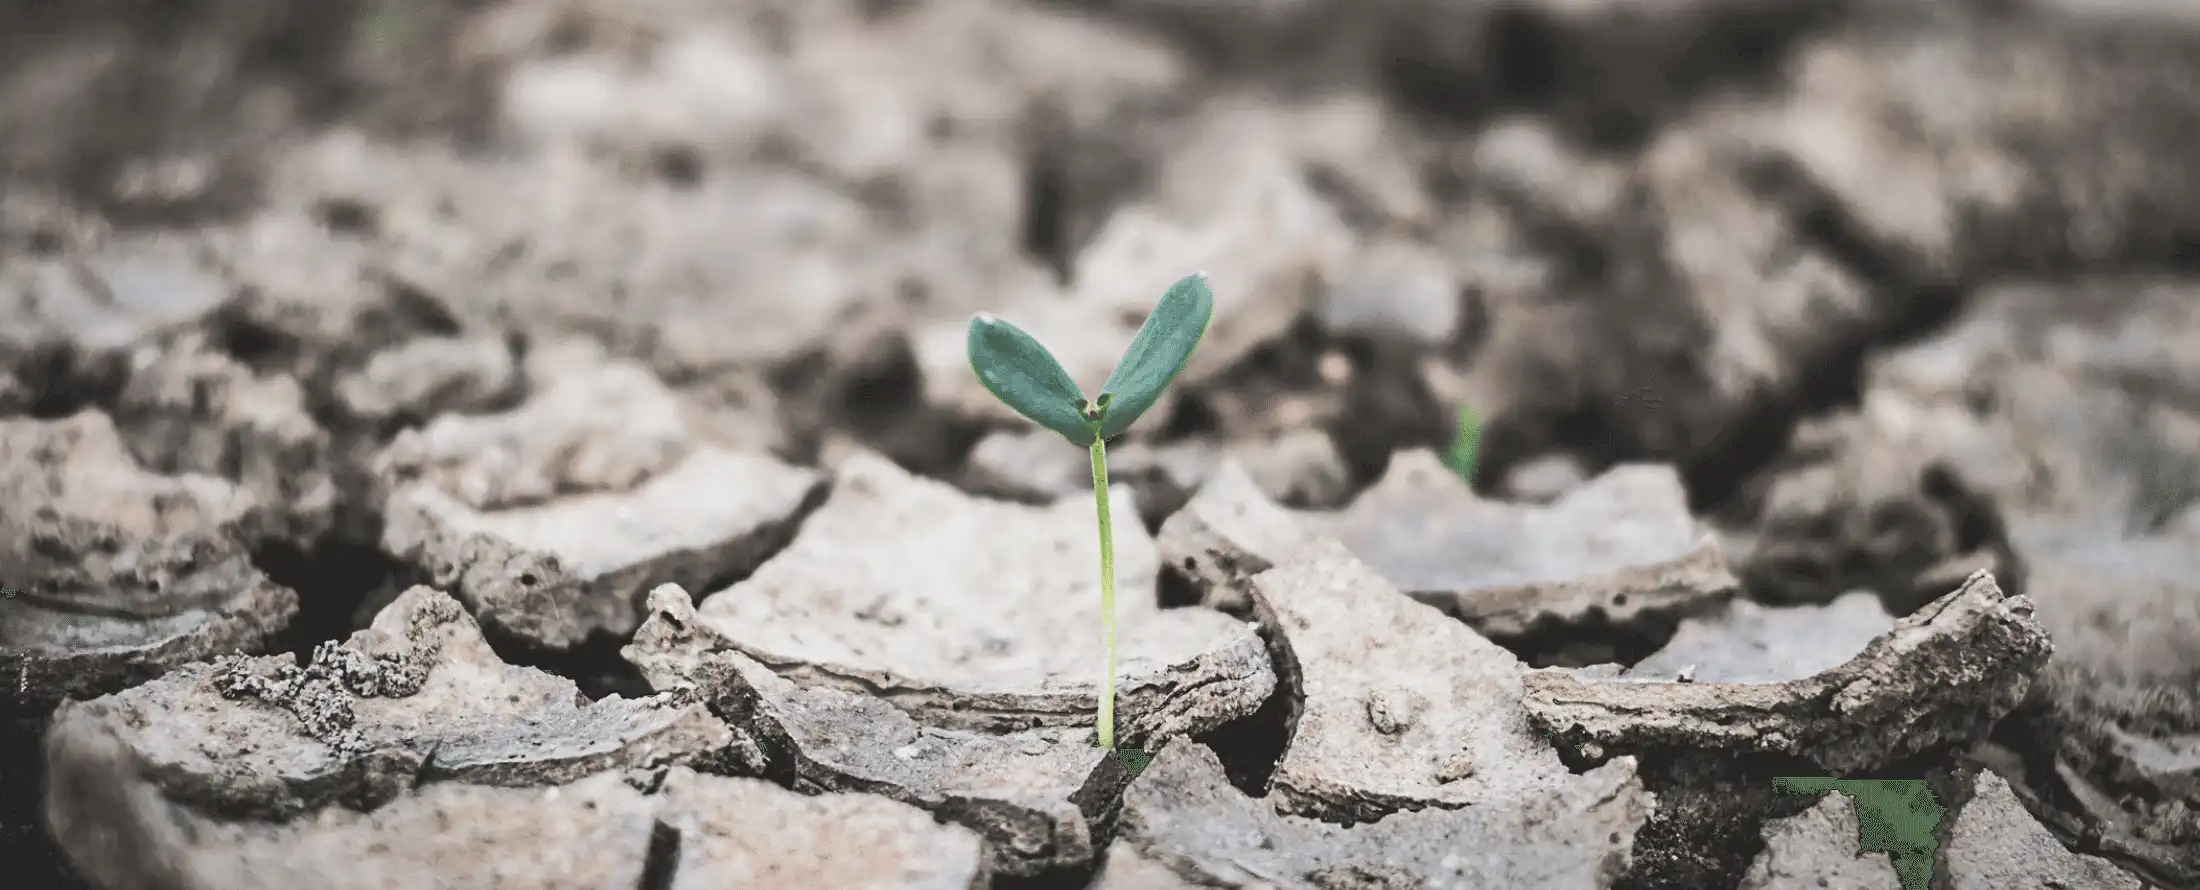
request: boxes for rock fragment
[43,585,730,820]
[1523,571,2051,772]
[376,348,823,648]
[1159,454,1736,641]
[110,333,338,542]
[1317,237,1463,346]
[0,412,297,712]
[1625,592,1896,684]
[1116,742,1651,890]
[1738,792,1902,890]
[1327,450,1738,639]
[1243,538,1627,823]
[0,235,232,359]
[675,452,1274,742]
[45,716,987,890]
[49,742,661,890]
[331,333,520,429]
[1944,771,2145,890]
[1091,841,1201,890]
[660,767,989,890]
[627,586,1122,877]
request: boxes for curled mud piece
[1738,792,1901,890]
[1625,592,1896,684]
[1114,742,1651,890]
[675,451,1275,742]
[1326,450,1738,639]
[0,412,297,713]
[1524,571,2051,773]
[1243,537,1649,824]
[1158,456,1736,642]
[46,714,987,890]
[42,586,731,823]
[1944,771,2145,890]
[377,349,824,648]
[628,586,1127,878]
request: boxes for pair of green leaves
[967,273,1215,447]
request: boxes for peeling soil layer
[4,1,2199,888]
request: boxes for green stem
[1089,437,1117,750]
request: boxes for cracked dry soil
[3,1,2198,888]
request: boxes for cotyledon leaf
[1097,272,1215,440]
[968,312,1096,446]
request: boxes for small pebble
[1435,752,1477,783]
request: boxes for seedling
[1443,403,1481,485]
[966,272,1214,765]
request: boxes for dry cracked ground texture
[2,0,2198,888]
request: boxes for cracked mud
[4,1,2194,889]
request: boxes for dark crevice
[991,864,1102,890]
[1152,387,1223,440]
[1483,6,1563,109]
[0,716,96,890]
[1680,153,1976,514]
[314,196,379,237]
[1021,146,1073,285]
[378,278,466,340]
[1921,463,2025,598]
[1609,750,1830,890]
[1325,333,1454,490]
[635,820,682,890]
[650,145,704,189]
[483,628,655,702]
[774,334,991,478]
[254,536,413,663]
[1154,563,1203,610]
[206,304,302,374]
[1192,565,1303,797]
[14,344,129,420]
[1481,610,1685,670]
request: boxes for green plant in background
[1443,403,1481,485]
[966,273,1214,768]
[1772,777,1946,890]
[361,0,413,49]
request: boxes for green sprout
[966,272,1214,758]
[1443,403,1481,485]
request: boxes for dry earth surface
[3,0,2198,888]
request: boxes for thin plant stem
[1089,436,1117,750]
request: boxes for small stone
[1364,688,1425,736]
[1434,753,1477,785]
